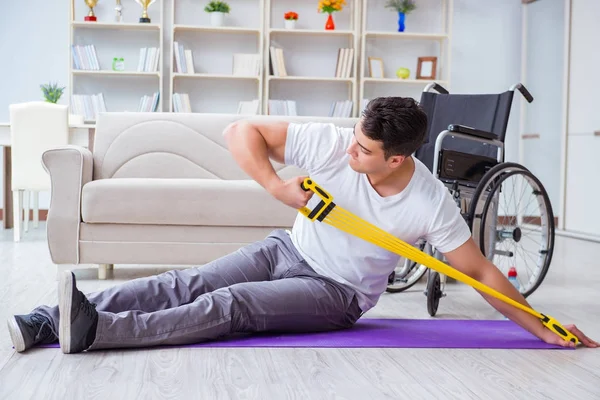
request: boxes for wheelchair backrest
[416,90,515,173]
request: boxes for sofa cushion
[81,178,299,227]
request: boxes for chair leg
[12,190,22,242]
[32,191,39,228]
[23,191,30,233]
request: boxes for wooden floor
[0,224,598,399]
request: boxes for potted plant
[40,82,65,103]
[385,0,417,32]
[204,1,230,27]
[284,11,298,29]
[318,0,346,30]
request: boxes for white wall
[0,0,71,209]
[0,0,524,209]
[521,0,565,218]
[450,0,523,164]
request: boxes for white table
[0,122,96,229]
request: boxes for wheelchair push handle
[511,83,534,103]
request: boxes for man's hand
[268,176,314,209]
[540,323,599,349]
[443,238,599,349]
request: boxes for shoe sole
[58,271,73,354]
[7,317,26,352]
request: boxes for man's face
[346,120,405,174]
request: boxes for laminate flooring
[0,224,598,399]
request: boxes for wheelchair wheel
[469,164,554,298]
[386,241,428,293]
[426,271,443,316]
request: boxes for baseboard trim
[555,229,600,243]
[0,209,48,221]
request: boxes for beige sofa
[42,112,357,278]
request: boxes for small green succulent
[385,0,417,14]
[204,1,230,13]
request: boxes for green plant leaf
[204,1,230,13]
[40,82,65,103]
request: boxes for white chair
[9,102,69,242]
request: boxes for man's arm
[442,237,598,348]
[223,120,312,209]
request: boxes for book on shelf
[70,93,106,121]
[268,100,296,116]
[71,45,100,70]
[233,54,260,77]
[269,46,288,77]
[173,42,195,74]
[139,92,160,112]
[172,93,192,113]
[329,100,353,118]
[237,99,260,115]
[335,48,354,78]
[137,47,160,72]
[361,98,370,112]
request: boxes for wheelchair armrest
[448,124,497,141]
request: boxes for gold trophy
[135,0,156,23]
[84,0,98,21]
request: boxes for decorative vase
[210,11,224,27]
[398,12,405,32]
[325,13,335,30]
[284,19,296,29]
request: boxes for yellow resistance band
[299,177,579,345]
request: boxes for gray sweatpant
[35,229,363,350]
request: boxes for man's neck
[366,156,415,197]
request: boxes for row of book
[173,42,195,74]
[233,54,261,77]
[70,93,107,121]
[139,92,160,112]
[137,47,160,72]
[72,45,100,70]
[268,99,297,116]
[269,46,288,77]
[173,92,192,113]
[335,48,354,78]
[237,99,260,115]
[328,100,354,118]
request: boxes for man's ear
[387,154,406,169]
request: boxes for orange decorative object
[284,11,298,20]
[325,14,335,30]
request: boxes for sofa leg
[106,264,114,270]
[98,264,109,280]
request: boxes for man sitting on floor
[8,97,598,353]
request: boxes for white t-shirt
[284,122,472,312]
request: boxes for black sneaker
[7,313,56,352]
[58,271,98,354]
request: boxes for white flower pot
[284,19,296,29]
[210,12,225,27]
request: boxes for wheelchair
[386,82,555,317]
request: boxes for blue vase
[398,12,405,32]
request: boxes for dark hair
[361,97,428,159]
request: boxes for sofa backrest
[92,112,358,180]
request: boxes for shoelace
[30,314,58,342]
[80,299,97,319]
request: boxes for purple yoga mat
[36,319,569,350]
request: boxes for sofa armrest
[42,145,93,264]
